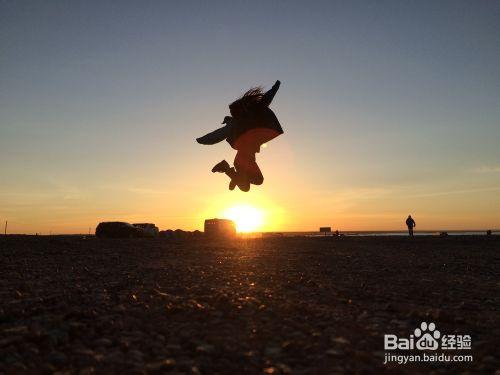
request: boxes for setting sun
[222,205,264,232]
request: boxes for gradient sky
[1,1,499,233]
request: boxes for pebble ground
[1,235,498,373]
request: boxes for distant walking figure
[406,215,416,236]
[196,80,283,192]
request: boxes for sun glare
[222,205,264,232]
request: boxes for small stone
[47,351,68,365]
[357,311,368,320]
[264,367,277,374]
[276,363,292,373]
[3,325,28,334]
[78,367,95,375]
[196,344,215,353]
[265,346,282,356]
[332,337,350,345]
[146,358,176,371]
[326,349,341,356]
[104,351,125,363]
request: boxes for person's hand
[275,80,281,86]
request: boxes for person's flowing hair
[229,87,263,118]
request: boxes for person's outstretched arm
[261,80,281,107]
[196,125,230,145]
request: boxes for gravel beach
[1,235,498,373]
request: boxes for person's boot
[229,179,237,190]
[211,160,230,173]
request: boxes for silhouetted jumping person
[406,215,416,236]
[197,80,283,192]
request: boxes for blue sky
[1,1,499,233]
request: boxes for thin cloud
[472,165,500,173]
[410,186,500,198]
[100,185,177,196]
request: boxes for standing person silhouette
[197,80,283,192]
[406,215,416,236]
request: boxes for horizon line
[2,229,499,236]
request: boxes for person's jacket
[227,81,284,152]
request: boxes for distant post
[4,221,7,236]
[319,227,331,236]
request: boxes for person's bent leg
[235,151,264,186]
[238,181,250,192]
[232,151,255,191]
[224,165,250,192]
[250,168,264,185]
